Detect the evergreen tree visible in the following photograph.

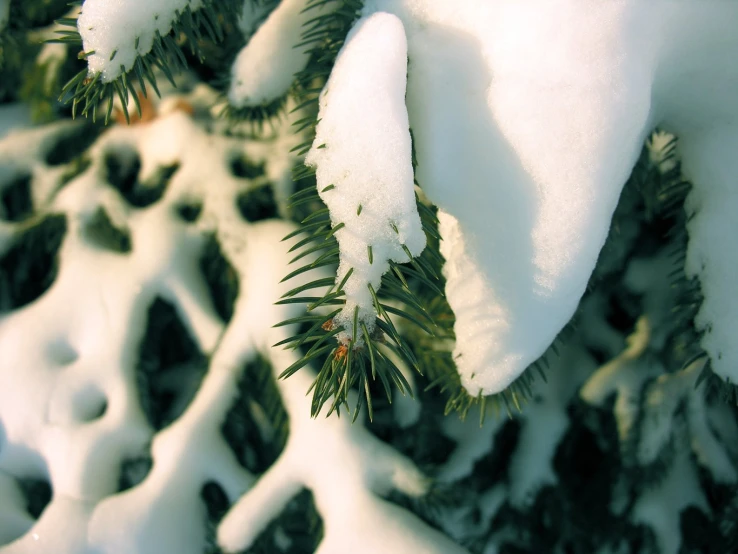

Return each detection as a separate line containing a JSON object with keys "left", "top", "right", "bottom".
{"left": 0, "top": 2, "right": 736, "bottom": 553}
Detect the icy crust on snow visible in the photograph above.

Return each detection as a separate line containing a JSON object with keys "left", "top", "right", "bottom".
{"left": 229, "top": 0, "right": 313, "bottom": 107}
{"left": 77, "top": 0, "right": 204, "bottom": 82}
{"left": 362, "top": 0, "right": 738, "bottom": 395}
{"left": 0, "top": 113, "right": 463, "bottom": 554}
{"left": 305, "top": 13, "right": 425, "bottom": 340}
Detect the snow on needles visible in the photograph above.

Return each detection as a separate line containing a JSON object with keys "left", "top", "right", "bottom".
{"left": 78, "top": 0, "right": 203, "bottom": 82}
{"left": 305, "top": 12, "right": 425, "bottom": 344}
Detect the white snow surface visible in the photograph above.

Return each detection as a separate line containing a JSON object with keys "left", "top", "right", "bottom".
{"left": 229, "top": 0, "right": 314, "bottom": 107}
{"left": 305, "top": 12, "right": 425, "bottom": 341}
{"left": 0, "top": 111, "right": 465, "bottom": 554}
{"left": 78, "top": 0, "right": 204, "bottom": 82}
{"left": 358, "top": 0, "right": 738, "bottom": 394}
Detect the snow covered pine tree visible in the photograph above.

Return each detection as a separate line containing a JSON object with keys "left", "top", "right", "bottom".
{"left": 0, "top": 1, "right": 737, "bottom": 553}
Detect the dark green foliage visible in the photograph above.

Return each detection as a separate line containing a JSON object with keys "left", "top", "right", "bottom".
{"left": 236, "top": 185, "right": 277, "bottom": 222}
{"left": 710, "top": 481, "right": 738, "bottom": 550}
{"left": 59, "top": 154, "right": 92, "bottom": 188}
{"left": 103, "top": 146, "right": 141, "bottom": 198}
{"left": 135, "top": 297, "right": 209, "bottom": 430}
{"left": 202, "top": 480, "right": 231, "bottom": 554}
{"left": 244, "top": 489, "right": 324, "bottom": 554}
{"left": 199, "top": 233, "right": 240, "bottom": 323}
{"left": 175, "top": 200, "right": 203, "bottom": 223}
{"left": 450, "top": 404, "right": 663, "bottom": 554}
{"left": 0, "top": 213, "right": 66, "bottom": 311}
{"left": 16, "top": 477, "right": 53, "bottom": 519}
{"left": 373, "top": 385, "right": 465, "bottom": 527}
{"left": 0, "top": 171, "right": 33, "bottom": 221}
{"left": 135, "top": 163, "right": 179, "bottom": 206}
{"left": 230, "top": 153, "right": 266, "bottom": 180}
{"left": 231, "top": 149, "right": 276, "bottom": 224}
{"left": 1, "top": 1, "right": 87, "bottom": 119}
{"left": 491, "top": 488, "right": 660, "bottom": 554}
{"left": 83, "top": 206, "right": 132, "bottom": 253}
{"left": 117, "top": 455, "right": 153, "bottom": 493}
{"left": 472, "top": 419, "right": 522, "bottom": 490}
{"left": 366, "top": 382, "right": 457, "bottom": 473}
{"left": 286, "top": 165, "right": 321, "bottom": 223}
{"left": 104, "top": 146, "right": 177, "bottom": 208}
{"left": 220, "top": 95, "right": 288, "bottom": 130}
{"left": 275, "top": 165, "right": 455, "bottom": 419}
{"left": 183, "top": 2, "right": 273, "bottom": 87}
{"left": 221, "top": 354, "right": 289, "bottom": 474}
{"left": 44, "top": 123, "right": 101, "bottom": 166}
{"left": 18, "top": 47, "right": 84, "bottom": 122}
{"left": 679, "top": 506, "right": 730, "bottom": 554}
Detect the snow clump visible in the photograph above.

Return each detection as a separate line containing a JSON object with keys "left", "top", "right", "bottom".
{"left": 305, "top": 12, "right": 425, "bottom": 345}
{"left": 228, "top": 0, "right": 315, "bottom": 108}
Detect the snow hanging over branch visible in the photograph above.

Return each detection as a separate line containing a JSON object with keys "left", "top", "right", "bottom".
{"left": 305, "top": 12, "right": 425, "bottom": 345}
{"left": 364, "top": 0, "right": 738, "bottom": 396}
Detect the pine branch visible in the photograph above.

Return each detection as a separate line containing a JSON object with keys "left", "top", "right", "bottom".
{"left": 51, "top": 0, "right": 240, "bottom": 124}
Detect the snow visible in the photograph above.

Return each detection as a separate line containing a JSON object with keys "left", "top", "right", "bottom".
{"left": 355, "top": 0, "right": 738, "bottom": 395}
{"left": 506, "top": 341, "right": 595, "bottom": 506}
{"left": 228, "top": 0, "right": 313, "bottom": 107}
{"left": 305, "top": 12, "right": 425, "bottom": 344}
{"left": 575, "top": 232, "right": 738, "bottom": 554}
{"left": 0, "top": 106, "right": 466, "bottom": 553}
{"left": 77, "top": 0, "right": 204, "bottom": 83}
{"left": 632, "top": 432, "right": 708, "bottom": 554}
{"left": 72, "top": 0, "right": 738, "bottom": 393}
